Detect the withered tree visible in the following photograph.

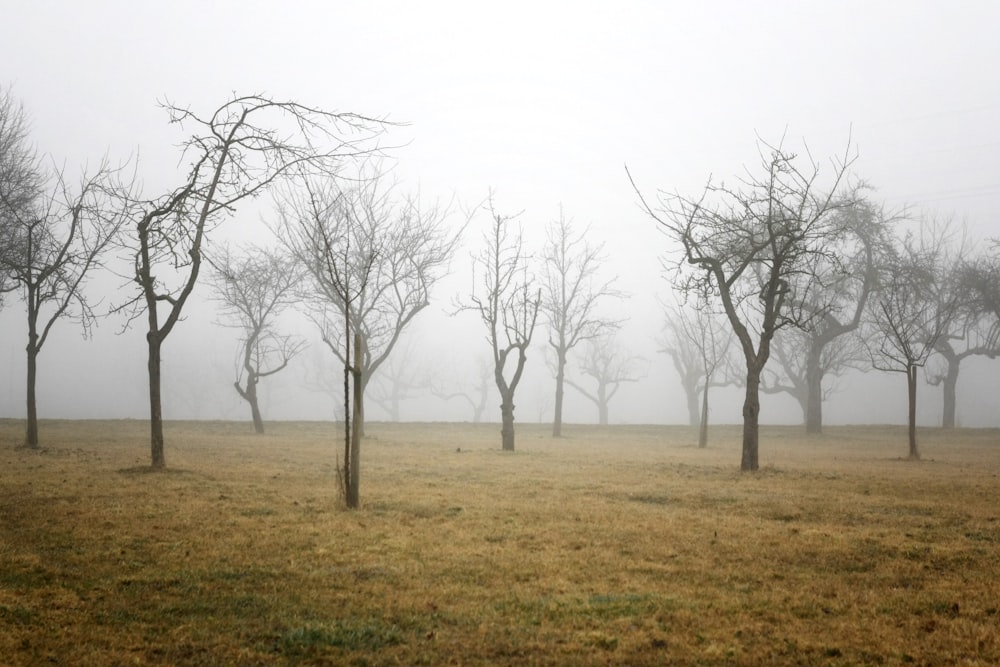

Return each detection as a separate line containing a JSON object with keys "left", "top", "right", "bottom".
{"left": 867, "top": 220, "right": 963, "bottom": 459}
{"left": 659, "top": 297, "right": 735, "bottom": 447}
{"left": 565, "top": 332, "right": 644, "bottom": 426}
{"left": 275, "top": 169, "right": 461, "bottom": 437}
{"left": 209, "top": 245, "right": 305, "bottom": 434}
{"left": 541, "top": 209, "right": 622, "bottom": 436}
{"left": 460, "top": 201, "right": 540, "bottom": 450}
{"left": 117, "top": 94, "right": 383, "bottom": 469}
{"left": 0, "top": 87, "right": 132, "bottom": 447}
{"left": 630, "top": 138, "right": 855, "bottom": 470}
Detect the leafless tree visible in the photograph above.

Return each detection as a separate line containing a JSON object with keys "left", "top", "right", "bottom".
{"left": 0, "top": 88, "right": 132, "bottom": 447}
{"left": 209, "top": 245, "right": 305, "bottom": 434}
{"left": 760, "top": 324, "right": 866, "bottom": 425}
{"left": 565, "top": 332, "right": 644, "bottom": 426}
{"left": 458, "top": 199, "right": 541, "bottom": 450}
{"left": 0, "top": 86, "right": 37, "bottom": 306}
{"left": 115, "top": 93, "right": 384, "bottom": 469}
{"left": 630, "top": 137, "right": 855, "bottom": 470}
{"left": 275, "top": 168, "right": 463, "bottom": 438}
{"left": 659, "top": 297, "right": 736, "bottom": 446}
{"left": 541, "top": 208, "right": 623, "bottom": 436}
{"left": 867, "top": 220, "right": 963, "bottom": 459}
{"left": 775, "top": 196, "right": 897, "bottom": 433}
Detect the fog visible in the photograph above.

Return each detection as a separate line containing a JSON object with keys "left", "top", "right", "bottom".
{"left": 2, "top": 2, "right": 999, "bottom": 428}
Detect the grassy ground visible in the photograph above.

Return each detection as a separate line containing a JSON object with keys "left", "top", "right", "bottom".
{"left": 1, "top": 419, "right": 999, "bottom": 666}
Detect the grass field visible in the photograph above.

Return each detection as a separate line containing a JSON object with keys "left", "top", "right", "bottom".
{"left": 1, "top": 419, "right": 999, "bottom": 666}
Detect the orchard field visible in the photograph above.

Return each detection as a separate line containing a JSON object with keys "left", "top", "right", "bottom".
{"left": 1, "top": 419, "right": 998, "bottom": 665}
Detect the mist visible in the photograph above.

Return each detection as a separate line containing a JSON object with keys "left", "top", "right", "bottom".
{"left": 1, "top": 1, "right": 998, "bottom": 431}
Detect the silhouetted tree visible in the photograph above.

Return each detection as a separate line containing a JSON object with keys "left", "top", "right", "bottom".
{"left": 540, "top": 209, "right": 622, "bottom": 436}
{"left": 459, "top": 199, "right": 540, "bottom": 450}
{"left": 209, "top": 245, "right": 305, "bottom": 434}
{"left": 431, "top": 355, "right": 493, "bottom": 423}
{"left": 0, "top": 87, "right": 131, "bottom": 447}
{"left": 631, "top": 138, "right": 855, "bottom": 470}
{"left": 867, "top": 220, "right": 963, "bottom": 459}
{"left": 116, "top": 94, "right": 383, "bottom": 469}
{"left": 367, "top": 338, "right": 430, "bottom": 421}
{"left": 565, "top": 333, "right": 644, "bottom": 425}
{"left": 275, "top": 168, "right": 462, "bottom": 437}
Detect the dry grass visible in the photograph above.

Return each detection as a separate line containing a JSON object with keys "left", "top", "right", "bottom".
{"left": 1, "top": 418, "right": 999, "bottom": 666}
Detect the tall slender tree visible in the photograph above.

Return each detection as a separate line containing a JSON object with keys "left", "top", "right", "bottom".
{"left": 540, "top": 209, "right": 622, "bottom": 436}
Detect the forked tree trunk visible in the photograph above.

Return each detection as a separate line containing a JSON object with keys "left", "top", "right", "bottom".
{"left": 500, "top": 393, "right": 516, "bottom": 451}
{"left": 804, "top": 346, "right": 823, "bottom": 434}
{"left": 741, "top": 366, "right": 761, "bottom": 471}
{"left": 148, "top": 333, "right": 165, "bottom": 469}
{"left": 237, "top": 372, "right": 265, "bottom": 434}
{"left": 907, "top": 363, "right": 920, "bottom": 460}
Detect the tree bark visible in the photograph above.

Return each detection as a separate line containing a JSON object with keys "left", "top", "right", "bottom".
{"left": 25, "top": 338, "right": 39, "bottom": 449}
{"left": 907, "top": 364, "right": 920, "bottom": 460}
{"left": 685, "top": 379, "right": 700, "bottom": 428}
{"left": 147, "top": 333, "right": 165, "bottom": 469}
{"left": 347, "top": 347, "right": 362, "bottom": 509}
{"left": 248, "top": 377, "right": 264, "bottom": 435}
{"left": 698, "top": 381, "right": 709, "bottom": 448}
{"left": 500, "top": 393, "right": 515, "bottom": 451}
{"left": 552, "top": 349, "right": 566, "bottom": 437}
{"left": 804, "top": 344, "right": 823, "bottom": 434}
{"left": 741, "top": 366, "right": 761, "bottom": 471}
{"left": 941, "top": 356, "right": 959, "bottom": 429}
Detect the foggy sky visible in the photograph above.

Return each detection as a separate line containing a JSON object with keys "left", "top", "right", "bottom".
{"left": 1, "top": 1, "right": 998, "bottom": 427}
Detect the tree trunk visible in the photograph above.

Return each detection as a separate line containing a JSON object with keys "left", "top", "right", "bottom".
{"left": 741, "top": 366, "right": 761, "bottom": 471}
{"left": 500, "top": 393, "right": 515, "bottom": 451}
{"left": 941, "top": 357, "right": 959, "bottom": 429}
{"left": 25, "top": 338, "right": 39, "bottom": 448}
{"left": 907, "top": 363, "right": 920, "bottom": 460}
{"left": 804, "top": 345, "right": 823, "bottom": 434}
{"left": 552, "top": 349, "right": 566, "bottom": 437}
{"left": 684, "top": 379, "right": 700, "bottom": 427}
{"left": 698, "top": 381, "right": 709, "bottom": 449}
{"left": 246, "top": 376, "right": 264, "bottom": 435}
{"left": 347, "top": 352, "right": 362, "bottom": 509}
{"left": 147, "top": 333, "right": 165, "bottom": 469}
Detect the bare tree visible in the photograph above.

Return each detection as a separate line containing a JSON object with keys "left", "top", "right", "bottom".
{"left": 275, "top": 169, "right": 463, "bottom": 437}
{"left": 0, "top": 89, "right": 131, "bottom": 447}
{"left": 273, "top": 177, "right": 380, "bottom": 509}
{"left": 209, "top": 245, "right": 305, "bottom": 434}
{"left": 115, "top": 94, "right": 384, "bottom": 469}
{"left": 565, "top": 333, "right": 644, "bottom": 425}
{"left": 659, "top": 297, "right": 736, "bottom": 446}
{"left": 0, "top": 86, "right": 37, "bottom": 306}
{"left": 540, "top": 209, "right": 622, "bottom": 436}
{"left": 928, "top": 244, "right": 1000, "bottom": 427}
{"left": 630, "top": 138, "right": 855, "bottom": 470}
{"left": 760, "top": 324, "right": 866, "bottom": 426}
{"left": 867, "top": 220, "right": 963, "bottom": 459}
{"left": 458, "top": 200, "right": 541, "bottom": 450}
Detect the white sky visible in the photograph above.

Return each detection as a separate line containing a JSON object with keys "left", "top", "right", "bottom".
{"left": 2, "top": 1, "right": 999, "bottom": 426}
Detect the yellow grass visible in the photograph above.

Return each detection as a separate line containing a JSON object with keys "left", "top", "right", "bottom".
{"left": 1, "top": 419, "right": 999, "bottom": 665}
